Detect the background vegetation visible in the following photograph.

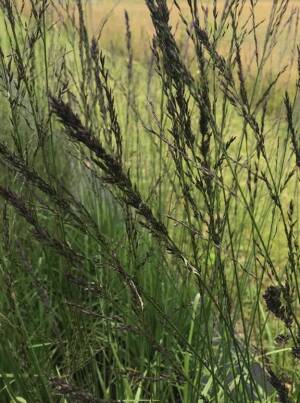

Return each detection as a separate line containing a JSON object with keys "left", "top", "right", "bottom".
{"left": 0, "top": 0, "right": 299, "bottom": 402}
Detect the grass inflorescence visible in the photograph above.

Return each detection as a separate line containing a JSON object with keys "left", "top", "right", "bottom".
{"left": 0, "top": 0, "right": 299, "bottom": 402}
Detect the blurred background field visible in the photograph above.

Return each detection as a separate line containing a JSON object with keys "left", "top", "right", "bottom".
{"left": 55, "top": 0, "right": 300, "bottom": 81}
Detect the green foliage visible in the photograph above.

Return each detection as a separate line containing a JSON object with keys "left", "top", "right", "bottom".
{"left": 0, "top": 0, "right": 299, "bottom": 402}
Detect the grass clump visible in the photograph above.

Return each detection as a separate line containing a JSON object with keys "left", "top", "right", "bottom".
{"left": 0, "top": 0, "right": 300, "bottom": 402}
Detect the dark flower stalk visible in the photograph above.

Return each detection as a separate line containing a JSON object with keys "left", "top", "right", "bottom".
{"left": 0, "top": 185, "right": 144, "bottom": 310}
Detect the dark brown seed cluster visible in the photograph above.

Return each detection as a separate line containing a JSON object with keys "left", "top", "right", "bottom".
{"left": 263, "top": 285, "right": 293, "bottom": 327}
{"left": 292, "top": 346, "right": 300, "bottom": 359}
{"left": 267, "top": 369, "right": 290, "bottom": 403}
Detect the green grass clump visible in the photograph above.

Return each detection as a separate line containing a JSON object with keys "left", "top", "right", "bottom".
{"left": 0, "top": 0, "right": 299, "bottom": 402}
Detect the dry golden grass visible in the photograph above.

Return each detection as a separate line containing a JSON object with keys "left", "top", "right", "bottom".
{"left": 73, "top": 0, "right": 299, "bottom": 83}
{"left": 85, "top": 3, "right": 291, "bottom": 38}
{"left": 19, "top": 0, "right": 299, "bottom": 83}
{"left": 84, "top": 0, "right": 299, "bottom": 41}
